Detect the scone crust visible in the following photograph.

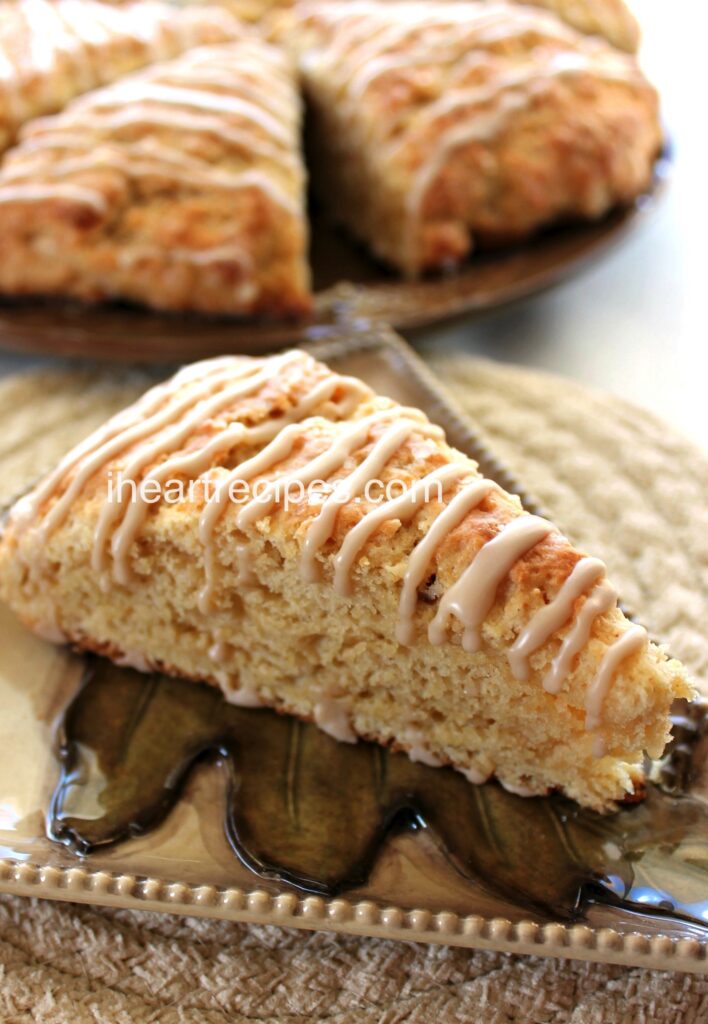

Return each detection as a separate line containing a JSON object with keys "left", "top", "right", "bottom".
{"left": 0, "top": 0, "right": 243, "bottom": 153}
{"left": 0, "top": 39, "right": 311, "bottom": 317}
{"left": 296, "top": 0, "right": 660, "bottom": 274}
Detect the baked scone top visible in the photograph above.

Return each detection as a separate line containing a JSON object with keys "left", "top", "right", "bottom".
{"left": 1, "top": 37, "right": 304, "bottom": 212}
{"left": 0, "top": 0, "right": 242, "bottom": 152}
{"left": 295, "top": 0, "right": 659, "bottom": 273}
{"left": 4, "top": 350, "right": 692, "bottom": 767}
{"left": 516, "top": 0, "right": 639, "bottom": 52}
{"left": 0, "top": 34, "right": 311, "bottom": 315}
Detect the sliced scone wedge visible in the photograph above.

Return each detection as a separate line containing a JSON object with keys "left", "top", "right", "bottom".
{"left": 0, "top": 37, "right": 311, "bottom": 317}
{"left": 0, "top": 349, "right": 692, "bottom": 810}
{"left": 0, "top": 0, "right": 243, "bottom": 154}
{"left": 294, "top": 0, "right": 660, "bottom": 275}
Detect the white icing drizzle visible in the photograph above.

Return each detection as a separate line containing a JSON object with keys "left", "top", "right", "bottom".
{"left": 235, "top": 544, "right": 255, "bottom": 588}
{"left": 18, "top": 108, "right": 296, "bottom": 169}
{"left": 0, "top": 182, "right": 107, "bottom": 211}
{"left": 197, "top": 372, "right": 372, "bottom": 613}
{"left": 429, "top": 516, "right": 555, "bottom": 653}
{"left": 396, "top": 476, "right": 495, "bottom": 644}
{"left": 0, "top": 35, "right": 301, "bottom": 232}
{"left": 208, "top": 641, "right": 229, "bottom": 664}
{"left": 0, "top": 0, "right": 240, "bottom": 145}
{"left": 114, "top": 649, "right": 152, "bottom": 673}
{"left": 15, "top": 352, "right": 643, "bottom": 745}
{"left": 234, "top": 408, "right": 434, "bottom": 532}
{"left": 314, "top": 698, "right": 357, "bottom": 744}
{"left": 544, "top": 578, "right": 617, "bottom": 694}
{"left": 500, "top": 778, "right": 539, "bottom": 798}
{"left": 11, "top": 355, "right": 244, "bottom": 531}
{"left": 334, "top": 463, "right": 470, "bottom": 598}
{"left": 3, "top": 148, "right": 297, "bottom": 215}
{"left": 97, "top": 352, "right": 301, "bottom": 584}
{"left": 586, "top": 624, "right": 647, "bottom": 733}
{"left": 46, "top": 357, "right": 274, "bottom": 551}
{"left": 89, "top": 81, "right": 291, "bottom": 147}
{"left": 510, "top": 556, "right": 606, "bottom": 681}
{"left": 399, "top": 729, "right": 443, "bottom": 767}
{"left": 460, "top": 764, "right": 490, "bottom": 785}
{"left": 223, "top": 684, "right": 263, "bottom": 709}
{"left": 300, "top": 417, "right": 437, "bottom": 584}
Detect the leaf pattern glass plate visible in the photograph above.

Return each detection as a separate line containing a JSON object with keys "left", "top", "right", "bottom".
{"left": 0, "top": 324, "right": 705, "bottom": 973}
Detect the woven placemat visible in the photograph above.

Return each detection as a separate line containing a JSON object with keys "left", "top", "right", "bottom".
{"left": 0, "top": 356, "right": 705, "bottom": 1023}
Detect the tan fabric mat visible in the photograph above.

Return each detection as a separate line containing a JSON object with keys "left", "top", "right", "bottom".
{"left": 0, "top": 356, "right": 706, "bottom": 1023}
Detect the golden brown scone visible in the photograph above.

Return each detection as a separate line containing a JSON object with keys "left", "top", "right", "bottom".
{"left": 294, "top": 1, "right": 660, "bottom": 276}
{"left": 0, "top": 38, "right": 311, "bottom": 317}
{"left": 522, "top": 0, "right": 639, "bottom": 52}
{"left": 175, "top": 0, "right": 293, "bottom": 24}
{"left": 0, "top": 0, "right": 244, "bottom": 154}
{"left": 0, "top": 349, "right": 692, "bottom": 811}
{"left": 171, "top": 0, "right": 640, "bottom": 51}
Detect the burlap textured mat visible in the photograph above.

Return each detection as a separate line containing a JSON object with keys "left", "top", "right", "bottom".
{"left": 0, "top": 356, "right": 705, "bottom": 1023}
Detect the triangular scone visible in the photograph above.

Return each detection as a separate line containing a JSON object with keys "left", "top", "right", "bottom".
{"left": 0, "top": 38, "right": 311, "bottom": 316}
{"left": 294, "top": 1, "right": 660, "bottom": 275}
{"left": 0, "top": 0, "right": 242, "bottom": 154}
{"left": 0, "top": 350, "right": 692, "bottom": 810}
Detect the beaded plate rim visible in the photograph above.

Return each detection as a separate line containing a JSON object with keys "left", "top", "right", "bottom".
{"left": 0, "top": 325, "right": 704, "bottom": 974}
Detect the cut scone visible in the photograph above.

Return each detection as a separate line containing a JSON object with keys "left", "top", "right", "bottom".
{"left": 0, "top": 38, "right": 311, "bottom": 317}
{"left": 295, "top": 0, "right": 660, "bottom": 275}
{"left": 0, "top": 0, "right": 242, "bottom": 154}
{"left": 0, "top": 348, "right": 692, "bottom": 811}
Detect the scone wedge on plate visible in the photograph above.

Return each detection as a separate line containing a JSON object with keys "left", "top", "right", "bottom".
{"left": 0, "top": 36, "right": 311, "bottom": 317}
{"left": 0, "top": 0, "right": 242, "bottom": 153}
{"left": 295, "top": 0, "right": 660, "bottom": 275}
{"left": 0, "top": 349, "right": 692, "bottom": 811}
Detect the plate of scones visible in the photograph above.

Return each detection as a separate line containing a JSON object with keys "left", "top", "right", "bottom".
{"left": 0, "top": 0, "right": 666, "bottom": 358}
{"left": 0, "top": 0, "right": 705, "bottom": 978}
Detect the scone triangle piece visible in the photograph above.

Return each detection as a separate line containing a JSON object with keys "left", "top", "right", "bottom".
{"left": 0, "top": 36, "right": 311, "bottom": 316}
{"left": 0, "top": 349, "right": 692, "bottom": 810}
{"left": 294, "top": 0, "right": 659, "bottom": 275}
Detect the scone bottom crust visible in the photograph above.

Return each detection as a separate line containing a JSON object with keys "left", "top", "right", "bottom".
{"left": 0, "top": 351, "right": 693, "bottom": 811}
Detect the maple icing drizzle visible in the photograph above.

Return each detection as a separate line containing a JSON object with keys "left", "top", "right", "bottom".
{"left": 14, "top": 353, "right": 648, "bottom": 747}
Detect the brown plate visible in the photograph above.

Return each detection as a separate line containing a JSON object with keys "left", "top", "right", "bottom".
{"left": 0, "top": 158, "right": 670, "bottom": 362}
{"left": 0, "top": 325, "right": 706, "bottom": 972}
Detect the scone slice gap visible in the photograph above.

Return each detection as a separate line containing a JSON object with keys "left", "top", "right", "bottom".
{"left": 295, "top": 0, "right": 661, "bottom": 275}
{"left": 0, "top": 36, "right": 311, "bottom": 317}
{"left": 0, "top": 349, "right": 692, "bottom": 812}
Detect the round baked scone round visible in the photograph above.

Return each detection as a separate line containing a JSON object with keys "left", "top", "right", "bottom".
{"left": 295, "top": 0, "right": 660, "bottom": 275}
